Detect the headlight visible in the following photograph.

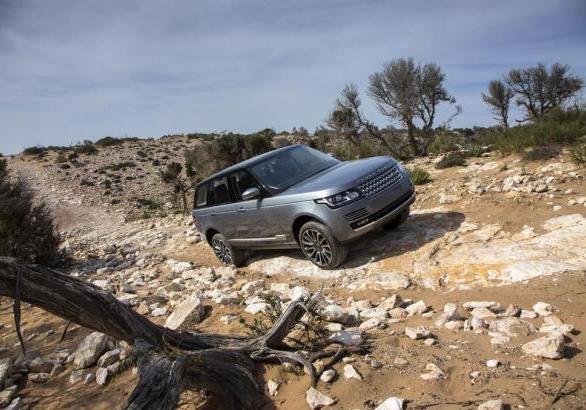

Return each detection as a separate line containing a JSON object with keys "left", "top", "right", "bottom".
{"left": 396, "top": 161, "right": 407, "bottom": 174}
{"left": 315, "top": 189, "right": 362, "bottom": 208}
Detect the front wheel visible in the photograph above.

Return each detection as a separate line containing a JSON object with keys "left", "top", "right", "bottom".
{"left": 299, "top": 221, "right": 348, "bottom": 269}
{"left": 211, "top": 233, "right": 245, "bottom": 267}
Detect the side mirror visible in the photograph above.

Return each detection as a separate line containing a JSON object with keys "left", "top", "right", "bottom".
{"left": 242, "top": 187, "right": 260, "bottom": 200}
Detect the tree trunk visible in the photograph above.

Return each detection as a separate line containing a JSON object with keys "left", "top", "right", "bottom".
{"left": 0, "top": 257, "right": 326, "bottom": 409}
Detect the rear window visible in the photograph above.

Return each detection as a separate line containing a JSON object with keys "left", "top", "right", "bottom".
{"left": 195, "top": 183, "right": 209, "bottom": 208}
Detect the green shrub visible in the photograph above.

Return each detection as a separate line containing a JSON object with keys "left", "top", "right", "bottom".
{"left": 95, "top": 136, "right": 123, "bottom": 146}
{"left": 523, "top": 146, "right": 560, "bottom": 161}
{"left": 463, "top": 144, "right": 485, "bottom": 158}
{"left": 428, "top": 135, "right": 460, "bottom": 154}
{"left": 74, "top": 141, "right": 98, "bottom": 155}
{"left": 55, "top": 153, "right": 67, "bottom": 163}
{"left": 435, "top": 152, "right": 466, "bottom": 169}
{"left": 408, "top": 167, "right": 432, "bottom": 185}
{"left": 59, "top": 163, "right": 71, "bottom": 170}
{"left": 571, "top": 137, "right": 586, "bottom": 164}
{"left": 136, "top": 198, "right": 162, "bottom": 210}
{"left": 0, "top": 159, "right": 62, "bottom": 265}
{"left": 68, "top": 152, "right": 79, "bottom": 161}
{"left": 23, "top": 146, "right": 46, "bottom": 156}
{"left": 136, "top": 150, "right": 148, "bottom": 158}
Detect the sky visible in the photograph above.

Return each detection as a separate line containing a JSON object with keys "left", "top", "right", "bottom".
{"left": 0, "top": 0, "right": 585, "bottom": 154}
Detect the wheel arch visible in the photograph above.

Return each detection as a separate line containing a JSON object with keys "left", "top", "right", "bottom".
{"left": 291, "top": 214, "right": 327, "bottom": 244}
{"left": 205, "top": 228, "right": 219, "bottom": 245}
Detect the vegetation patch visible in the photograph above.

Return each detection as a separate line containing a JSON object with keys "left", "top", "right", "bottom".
{"left": 408, "top": 167, "right": 432, "bottom": 185}
{"left": 435, "top": 152, "right": 466, "bottom": 169}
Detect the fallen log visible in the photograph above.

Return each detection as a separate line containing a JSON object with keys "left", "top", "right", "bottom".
{"left": 0, "top": 257, "right": 323, "bottom": 409}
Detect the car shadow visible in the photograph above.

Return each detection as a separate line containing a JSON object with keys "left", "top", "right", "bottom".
{"left": 247, "top": 211, "right": 466, "bottom": 270}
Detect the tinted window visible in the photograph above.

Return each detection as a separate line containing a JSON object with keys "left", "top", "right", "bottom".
{"left": 230, "top": 170, "right": 260, "bottom": 200}
{"left": 249, "top": 146, "right": 338, "bottom": 192}
{"left": 210, "top": 176, "right": 232, "bottom": 205}
{"left": 195, "top": 183, "right": 209, "bottom": 208}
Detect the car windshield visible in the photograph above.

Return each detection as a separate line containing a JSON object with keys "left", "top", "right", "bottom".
{"left": 249, "top": 146, "right": 339, "bottom": 193}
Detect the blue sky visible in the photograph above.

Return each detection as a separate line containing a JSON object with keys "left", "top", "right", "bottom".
{"left": 0, "top": 0, "right": 585, "bottom": 154}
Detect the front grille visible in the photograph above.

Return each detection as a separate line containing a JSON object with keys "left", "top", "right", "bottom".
{"left": 357, "top": 164, "right": 402, "bottom": 198}
{"left": 344, "top": 207, "right": 369, "bottom": 222}
{"left": 350, "top": 188, "right": 414, "bottom": 229}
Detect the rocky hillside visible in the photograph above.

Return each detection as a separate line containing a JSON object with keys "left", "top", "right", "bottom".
{"left": 1, "top": 140, "right": 586, "bottom": 409}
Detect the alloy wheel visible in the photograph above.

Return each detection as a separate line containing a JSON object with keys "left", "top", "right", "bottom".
{"left": 300, "top": 228, "right": 333, "bottom": 266}
{"left": 212, "top": 237, "right": 233, "bottom": 265}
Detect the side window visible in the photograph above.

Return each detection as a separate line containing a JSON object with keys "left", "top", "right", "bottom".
{"left": 230, "top": 170, "right": 260, "bottom": 200}
{"left": 195, "top": 183, "right": 209, "bottom": 208}
{"left": 210, "top": 176, "right": 232, "bottom": 205}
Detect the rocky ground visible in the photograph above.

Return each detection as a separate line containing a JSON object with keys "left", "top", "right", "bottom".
{"left": 1, "top": 139, "right": 586, "bottom": 409}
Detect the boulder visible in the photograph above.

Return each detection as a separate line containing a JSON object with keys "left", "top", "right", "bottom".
{"left": 522, "top": 335, "right": 565, "bottom": 359}
{"left": 329, "top": 328, "right": 363, "bottom": 346}
{"left": 73, "top": 332, "right": 109, "bottom": 369}
{"left": 321, "top": 304, "right": 349, "bottom": 324}
{"left": 471, "top": 307, "right": 497, "bottom": 319}
{"left": 306, "top": 387, "right": 336, "bottom": 409}
{"left": 0, "top": 386, "right": 17, "bottom": 407}
{"left": 405, "top": 300, "right": 427, "bottom": 316}
{"left": 489, "top": 317, "right": 536, "bottom": 336}
{"left": 0, "top": 358, "right": 13, "bottom": 389}
{"left": 463, "top": 301, "right": 500, "bottom": 311}
{"left": 165, "top": 297, "right": 205, "bottom": 330}
{"left": 97, "top": 349, "right": 120, "bottom": 368}
{"left": 378, "top": 295, "right": 404, "bottom": 310}
{"left": 420, "top": 363, "right": 445, "bottom": 380}
{"left": 29, "top": 372, "right": 50, "bottom": 383}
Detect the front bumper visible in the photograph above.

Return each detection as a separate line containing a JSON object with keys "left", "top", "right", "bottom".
{"left": 318, "top": 177, "right": 415, "bottom": 243}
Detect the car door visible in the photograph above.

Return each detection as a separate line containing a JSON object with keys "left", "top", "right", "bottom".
{"left": 206, "top": 175, "right": 240, "bottom": 239}
{"left": 228, "top": 169, "right": 266, "bottom": 241}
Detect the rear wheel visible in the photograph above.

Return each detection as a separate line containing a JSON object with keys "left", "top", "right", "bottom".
{"left": 299, "top": 221, "right": 348, "bottom": 269}
{"left": 383, "top": 207, "right": 410, "bottom": 230}
{"left": 211, "top": 233, "right": 245, "bottom": 267}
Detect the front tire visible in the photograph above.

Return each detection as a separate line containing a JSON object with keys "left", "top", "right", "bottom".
{"left": 211, "top": 233, "right": 245, "bottom": 267}
{"left": 299, "top": 221, "right": 348, "bottom": 269}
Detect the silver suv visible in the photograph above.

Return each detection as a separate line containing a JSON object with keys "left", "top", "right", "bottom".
{"left": 192, "top": 144, "right": 415, "bottom": 269}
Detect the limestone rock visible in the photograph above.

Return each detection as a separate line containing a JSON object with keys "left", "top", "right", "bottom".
{"left": 73, "top": 332, "right": 109, "bottom": 369}
{"left": 343, "top": 364, "right": 362, "bottom": 380}
{"left": 405, "top": 326, "right": 431, "bottom": 340}
{"left": 478, "top": 399, "right": 504, "bottom": 410}
{"left": 522, "top": 335, "right": 565, "bottom": 359}
{"left": 533, "top": 302, "right": 554, "bottom": 317}
{"left": 420, "top": 363, "right": 445, "bottom": 380}
{"left": 329, "top": 328, "right": 363, "bottom": 346}
{"left": 405, "top": 300, "right": 427, "bottom": 316}
{"left": 267, "top": 379, "right": 279, "bottom": 396}
{"left": 375, "top": 397, "right": 404, "bottom": 410}
{"left": 319, "top": 369, "right": 336, "bottom": 383}
{"left": 165, "top": 297, "right": 205, "bottom": 330}
{"left": 97, "top": 349, "right": 120, "bottom": 368}
{"left": 306, "top": 387, "right": 336, "bottom": 409}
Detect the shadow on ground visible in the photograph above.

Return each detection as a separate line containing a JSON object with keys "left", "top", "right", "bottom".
{"left": 247, "top": 211, "right": 465, "bottom": 270}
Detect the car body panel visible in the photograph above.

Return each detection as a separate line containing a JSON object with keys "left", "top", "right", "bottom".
{"left": 192, "top": 144, "right": 415, "bottom": 252}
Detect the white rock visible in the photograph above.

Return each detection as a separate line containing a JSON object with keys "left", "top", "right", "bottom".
{"left": 267, "top": 379, "right": 279, "bottom": 396}
{"left": 240, "top": 280, "right": 265, "bottom": 296}
{"left": 520, "top": 310, "right": 538, "bottom": 319}
{"left": 389, "top": 307, "right": 407, "bottom": 319}
{"left": 378, "top": 295, "right": 404, "bottom": 310}
{"left": 486, "top": 359, "right": 500, "bottom": 368}
{"left": 151, "top": 307, "right": 168, "bottom": 317}
{"left": 290, "top": 286, "right": 310, "bottom": 301}
{"left": 439, "top": 193, "right": 462, "bottom": 204}
{"left": 245, "top": 302, "right": 267, "bottom": 315}
{"left": 478, "top": 399, "right": 504, "bottom": 410}
{"left": 405, "top": 326, "right": 430, "bottom": 340}
{"left": 73, "top": 332, "right": 109, "bottom": 369}
{"left": 329, "top": 328, "right": 363, "bottom": 346}
{"left": 343, "top": 364, "right": 362, "bottom": 380}
{"left": 420, "top": 363, "right": 445, "bottom": 380}
{"left": 321, "top": 304, "right": 349, "bottom": 323}
{"left": 533, "top": 302, "right": 554, "bottom": 317}
{"left": 522, "top": 335, "right": 565, "bottom": 359}
{"left": 489, "top": 317, "right": 536, "bottom": 336}
{"left": 360, "top": 318, "right": 382, "bottom": 331}
{"left": 96, "top": 367, "right": 109, "bottom": 385}
{"left": 306, "top": 387, "right": 336, "bottom": 409}
{"left": 424, "top": 338, "right": 437, "bottom": 346}
{"left": 165, "top": 297, "right": 205, "bottom": 330}
{"left": 463, "top": 301, "right": 500, "bottom": 310}
{"left": 97, "top": 349, "right": 120, "bottom": 368}
{"left": 470, "top": 307, "right": 497, "bottom": 319}
{"left": 374, "top": 397, "right": 404, "bottom": 410}
{"left": 489, "top": 332, "right": 511, "bottom": 345}
{"left": 405, "top": 300, "right": 427, "bottom": 316}
{"left": 69, "top": 370, "right": 85, "bottom": 384}
{"left": 319, "top": 369, "right": 336, "bottom": 383}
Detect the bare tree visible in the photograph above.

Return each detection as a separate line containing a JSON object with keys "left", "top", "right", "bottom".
{"left": 505, "top": 63, "right": 583, "bottom": 121}
{"left": 368, "top": 58, "right": 456, "bottom": 156}
{"left": 328, "top": 84, "right": 400, "bottom": 156}
{"left": 482, "top": 80, "right": 514, "bottom": 127}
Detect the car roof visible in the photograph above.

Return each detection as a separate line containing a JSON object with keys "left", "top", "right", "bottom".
{"left": 196, "top": 143, "right": 303, "bottom": 186}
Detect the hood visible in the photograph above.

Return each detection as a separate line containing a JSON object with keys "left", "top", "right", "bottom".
{"left": 281, "top": 156, "right": 396, "bottom": 197}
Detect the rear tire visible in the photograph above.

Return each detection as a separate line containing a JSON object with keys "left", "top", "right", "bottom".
{"left": 383, "top": 207, "right": 410, "bottom": 230}
{"left": 299, "top": 221, "right": 348, "bottom": 269}
{"left": 211, "top": 233, "right": 245, "bottom": 267}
